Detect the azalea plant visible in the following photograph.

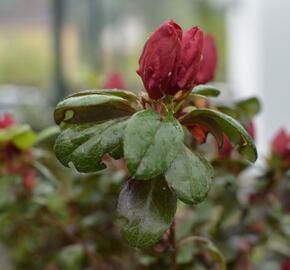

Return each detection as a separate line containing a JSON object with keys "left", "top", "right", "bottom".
{"left": 53, "top": 20, "right": 257, "bottom": 270}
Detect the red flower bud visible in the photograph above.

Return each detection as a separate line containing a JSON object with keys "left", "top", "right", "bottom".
{"left": 170, "top": 26, "right": 203, "bottom": 93}
{"left": 282, "top": 258, "right": 290, "bottom": 270}
{"left": 196, "top": 34, "right": 218, "bottom": 85}
{"left": 0, "top": 113, "right": 16, "bottom": 129}
{"left": 103, "top": 72, "right": 125, "bottom": 89}
{"left": 137, "top": 20, "right": 182, "bottom": 100}
{"left": 271, "top": 129, "right": 290, "bottom": 162}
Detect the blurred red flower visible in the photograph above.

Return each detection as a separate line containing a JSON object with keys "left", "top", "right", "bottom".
{"left": 0, "top": 113, "right": 16, "bottom": 129}
{"left": 0, "top": 113, "right": 35, "bottom": 192}
{"left": 282, "top": 258, "right": 290, "bottom": 270}
{"left": 271, "top": 129, "right": 290, "bottom": 162}
{"left": 103, "top": 72, "right": 125, "bottom": 89}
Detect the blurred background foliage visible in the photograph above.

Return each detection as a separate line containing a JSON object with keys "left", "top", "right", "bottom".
{"left": 0, "top": 0, "right": 226, "bottom": 116}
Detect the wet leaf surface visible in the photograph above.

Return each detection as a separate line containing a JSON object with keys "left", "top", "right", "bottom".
{"left": 54, "top": 119, "right": 128, "bottom": 172}
{"left": 165, "top": 145, "right": 213, "bottom": 204}
{"left": 118, "top": 176, "right": 177, "bottom": 248}
{"left": 124, "top": 110, "right": 184, "bottom": 180}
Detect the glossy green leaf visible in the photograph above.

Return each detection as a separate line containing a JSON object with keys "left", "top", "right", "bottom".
{"left": 165, "top": 145, "right": 213, "bottom": 204}
{"left": 180, "top": 108, "right": 257, "bottom": 162}
{"left": 190, "top": 85, "right": 220, "bottom": 97}
{"left": 54, "top": 93, "right": 135, "bottom": 124}
{"left": 236, "top": 97, "right": 261, "bottom": 119}
{"left": 54, "top": 119, "right": 127, "bottom": 172}
{"left": 0, "top": 125, "right": 36, "bottom": 150}
{"left": 67, "top": 88, "right": 138, "bottom": 103}
{"left": 124, "top": 110, "right": 184, "bottom": 180}
{"left": 118, "top": 176, "right": 177, "bottom": 248}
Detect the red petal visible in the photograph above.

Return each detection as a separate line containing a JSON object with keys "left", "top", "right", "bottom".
{"left": 196, "top": 34, "right": 218, "bottom": 84}
{"left": 190, "top": 124, "right": 209, "bottom": 144}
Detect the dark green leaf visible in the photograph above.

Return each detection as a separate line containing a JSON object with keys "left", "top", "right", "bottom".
{"left": 180, "top": 108, "right": 257, "bottom": 162}
{"left": 54, "top": 119, "right": 127, "bottom": 172}
{"left": 0, "top": 125, "right": 36, "bottom": 150}
{"left": 109, "top": 143, "right": 124, "bottom": 159}
{"left": 54, "top": 93, "right": 135, "bottom": 124}
{"left": 67, "top": 89, "right": 138, "bottom": 103}
{"left": 190, "top": 85, "right": 220, "bottom": 97}
{"left": 124, "top": 110, "right": 184, "bottom": 180}
{"left": 236, "top": 97, "right": 261, "bottom": 119}
{"left": 165, "top": 145, "right": 213, "bottom": 204}
{"left": 118, "top": 176, "right": 177, "bottom": 248}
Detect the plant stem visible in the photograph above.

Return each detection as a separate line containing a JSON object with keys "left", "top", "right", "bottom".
{"left": 170, "top": 220, "right": 177, "bottom": 270}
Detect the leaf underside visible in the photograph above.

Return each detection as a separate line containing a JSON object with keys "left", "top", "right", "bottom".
{"left": 185, "top": 116, "right": 224, "bottom": 150}
{"left": 180, "top": 108, "right": 257, "bottom": 162}
{"left": 190, "top": 85, "right": 221, "bottom": 97}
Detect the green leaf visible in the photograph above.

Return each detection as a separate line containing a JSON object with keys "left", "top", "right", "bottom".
{"left": 180, "top": 108, "right": 257, "bottom": 162}
{"left": 165, "top": 145, "right": 213, "bottom": 204}
{"left": 124, "top": 110, "right": 184, "bottom": 180}
{"left": 0, "top": 125, "right": 36, "bottom": 150}
{"left": 179, "top": 236, "right": 226, "bottom": 270}
{"left": 236, "top": 97, "right": 261, "bottom": 119}
{"left": 67, "top": 88, "right": 138, "bottom": 103}
{"left": 217, "top": 106, "right": 239, "bottom": 120}
{"left": 54, "top": 119, "right": 127, "bottom": 172}
{"left": 118, "top": 176, "right": 177, "bottom": 248}
{"left": 190, "top": 85, "right": 220, "bottom": 97}
{"left": 54, "top": 93, "right": 136, "bottom": 124}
